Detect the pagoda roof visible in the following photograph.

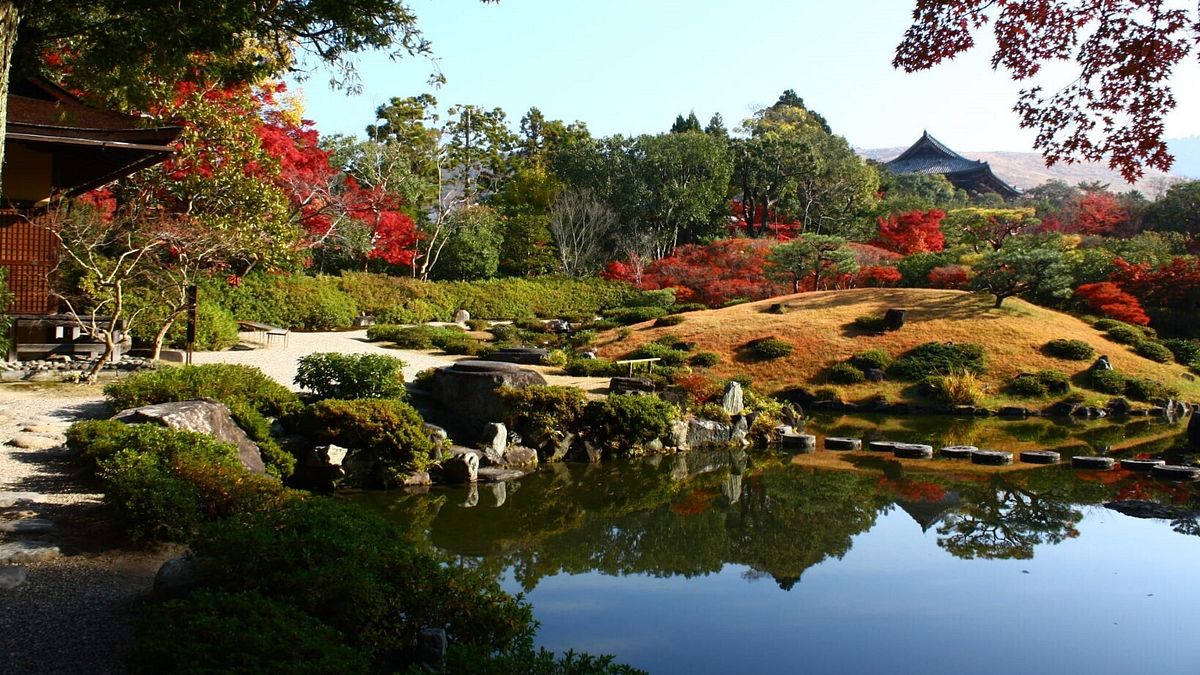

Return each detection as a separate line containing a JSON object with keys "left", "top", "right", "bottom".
{"left": 886, "top": 131, "right": 1020, "bottom": 199}
{"left": 6, "top": 78, "right": 181, "bottom": 197}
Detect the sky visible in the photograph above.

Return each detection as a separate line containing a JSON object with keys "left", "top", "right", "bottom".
{"left": 290, "top": 0, "right": 1200, "bottom": 153}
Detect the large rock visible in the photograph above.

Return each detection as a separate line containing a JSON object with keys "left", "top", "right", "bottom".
{"left": 430, "top": 361, "right": 547, "bottom": 444}
{"left": 0, "top": 565, "right": 28, "bottom": 590}
{"left": 1189, "top": 405, "right": 1200, "bottom": 450}
{"left": 609, "top": 377, "right": 654, "bottom": 394}
{"left": 113, "top": 399, "right": 266, "bottom": 474}
{"left": 453, "top": 309, "right": 470, "bottom": 325}
{"left": 480, "top": 423, "right": 508, "bottom": 464}
{"left": 441, "top": 449, "right": 480, "bottom": 483}
{"left": 0, "top": 541, "right": 60, "bottom": 564}
{"left": 686, "top": 419, "right": 732, "bottom": 449}
{"left": 884, "top": 308, "right": 907, "bottom": 331}
{"left": 1091, "top": 355, "right": 1113, "bottom": 371}
{"left": 154, "top": 554, "right": 201, "bottom": 600}
{"left": 721, "top": 381, "right": 744, "bottom": 416}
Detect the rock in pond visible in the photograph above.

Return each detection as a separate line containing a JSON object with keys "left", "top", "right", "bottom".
{"left": 721, "top": 381, "right": 744, "bottom": 416}
{"left": 1151, "top": 464, "right": 1200, "bottom": 481}
{"left": 113, "top": 399, "right": 265, "bottom": 474}
{"left": 824, "top": 437, "right": 862, "bottom": 451}
{"left": 477, "top": 467, "right": 528, "bottom": 483}
{"left": 1119, "top": 458, "right": 1165, "bottom": 472}
{"left": 1071, "top": 456, "right": 1115, "bottom": 470}
{"left": 780, "top": 432, "right": 816, "bottom": 453}
{"left": 441, "top": 450, "right": 480, "bottom": 484}
{"left": 867, "top": 440, "right": 899, "bottom": 453}
{"left": 893, "top": 443, "right": 933, "bottom": 459}
{"left": 431, "top": 360, "right": 546, "bottom": 444}
{"left": 971, "top": 450, "right": 1013, "bottom": 466}
{"left": 1019, "top": 450, "right": 1060, "bottom": 465}
{"left": 939, "top": 445, "right": 977, "bottom": 459}
{"left": 686, "top": 419, "right": 733, "bottom": 449}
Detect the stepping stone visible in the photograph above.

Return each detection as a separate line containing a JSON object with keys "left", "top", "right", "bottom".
{"left": 0, "top": 519, "right": 55, "bottom": 536}
{"left": 21, "top": 424, "right": 67, "bottom": 434}
{"left": 780, "top": 433, "right": 816, "bottom": 452}
{"left": 1071, "top": 456, "right": 1115, "bottom": 470}
{"left": 1151, "top": 465, "right": 1200, "bottom": 481}
{"left": 1020, "top": 451, "right": 1061, "bottom": 464}
{"left": 893, "top": 444, "right": 934, "bottom": 459}
{"left": 0, "top": 565, "right": 28, "bottom": 591}
{"left": 0, "top": 492, "right": 40, "bottom": 508}
{"left": 1119, "top": 458, "right": 1165, "bottom": 472}
{"left": 940, "top": 445, "right": 977, "bottom": 459}
{"left": 0, "top": 541, "right": 61, "bottom": 564}
{"left": 972, "top": 450, "right": 1013, "bottom": 466}
{"left": 867, "top": 441, "right": 899, "bottom": 452}
{"left": 824, "top": 437, "right": 862, "bottom": 451}
{"left": 7, "top": 434, "right": 61, "bottom": 450}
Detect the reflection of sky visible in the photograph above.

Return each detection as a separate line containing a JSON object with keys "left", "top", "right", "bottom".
{"left": 507, "top": 509, "right": 1200, "bottom": 675}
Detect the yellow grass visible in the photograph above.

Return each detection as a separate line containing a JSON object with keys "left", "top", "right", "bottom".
{"left": 595, "top": 288, "right": 1200, "bottom": 405}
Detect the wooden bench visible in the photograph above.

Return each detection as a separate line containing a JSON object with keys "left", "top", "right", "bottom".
{"left": 237, "top": 321, "right": 290, "bottom": 348}
{"left": 614, "top": 357, "right": 661, "bottom": 376}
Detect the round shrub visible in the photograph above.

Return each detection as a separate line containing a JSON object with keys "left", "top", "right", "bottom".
{"left": 1044, "top": 339, "right": 1095, "bottom": 361}
{"left": 1162, "top": 338, "right": 1200, "bottom": 367}
{"left": 1124, "top": 377, "right": 1170, "bottom": 402}
{"left": 128, "top": 590, "right": 370, "bottom": 675}
{"left": 888, "top": 342, "right": 986, "bottom": 381}
{"left": 563, "top": 358, "right": 624, "bottom": 377}
{"left": 292, "top": 399, "right": 441, "bottom": 480}
{"left": 689, "top": 351, "right": 720, "bottom": 367}
{"left": 627, "top": 288, "right": 677, "bottom": 308}
{"left": 294, "top": 353, "right": 407, "bottom": 400}
{"left": 1009, "top": 374, "right": 1049, "bottom": 397}
{"left": 850, "top": 349, "right": 892, "bottom": 371}
{"left": 500, "top": 385, "right": 587, "bottom": 452}
{"left": 1105, "top": 325, "right": 1143, "bottom": 345}
{"left": 542, "top": 349, "right": 569, "bottom": 367}
{"left": 653, "top": 314, "right": 686, "bottom": 328}
{"left": 604, "top": 306, "right": 668, "bottom": 325}
{"left": 1035, "top": 369, "right": 1071, "bottom": 395}
{"left": 748, "top": 337, "right": 793, "bottom": 360}
{"left": 1092, "top": 318, "right": 1124, "bottom": 332}
{"left": 828, "top": 363, "right": 866, "bottom": 384}
{"left": 1133, "top": 340, "right": 1174, "bottom": 364}
{"left": 852, "top": 314, "right": 888, "bottom": 332}
{"left": 582, "top": 394, "right": 677, "bottom": 456}
{"left": 1089, "top": 369, "right": 1128, "bottom": 395}
{"left": 465, "top": 319, "right": 490, "bottom": 331}
{"left": 627, "top": 342, "right": 690, "bottom": 367}
{"left": 672, "top": 302, "right": 708, "bottom": 313}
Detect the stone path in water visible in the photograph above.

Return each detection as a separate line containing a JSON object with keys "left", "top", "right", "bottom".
{"left": 0, "top": 388, "right": 181, "bottom": 674}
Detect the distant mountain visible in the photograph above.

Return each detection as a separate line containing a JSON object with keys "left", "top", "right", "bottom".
{"left": 1167, "top": 136, "right": 1200, "bottom": 179}
{"left": 859, "top": 147, "right": 1179, "bottom": 197}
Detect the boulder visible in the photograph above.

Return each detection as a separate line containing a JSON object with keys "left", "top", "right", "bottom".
{"left": 477, "top": 467, "right": 528, "bottom": 482}
{"left": 113, "top": 399, "right": 265, "bottom": 474}
{"left": 480, "top": 423, "right": 508, "bottom": 464}
{"left": 1105, "top": 398, "right": 1132, "bottom": 415}
{"left": 0, "top": 541, "right": 60, "bottom": 564}
{"left": 1091, "top": 355, "right": 1113, "bottom": 371}
{"left": 154, "top": 554, "right": 201, "bottom": 600}
{"left": 721, "top": 381, "right": 744, "bottom": 416}
{"left": 665, "top": 420, "right": 690, "bottom": 450}
{"left": 609, "top": 376, "right": 655, "bottom": 394}
{"left": 453, "top": 309, "right": 470, "bottom": 325}
{"left": 430, "top": 361, "right": 547, "bottom": 444}
{"left": 1189, "top": 406, "right": 1200, "bottom": 450}
{"left": 686, "top": 419, "right": 732, "bottom": 449}
{"left": 1043, "top": 400, "right": 1079, "bottom": 417}
{"left": 8, "top": 434, "right": 62, "bottom": 450}
{"left": 424, "top": 424, "right": 449, "bottom": 444}
{"left": 441, "top": 450, "right": 479, "bottom": 484}
{"left": 544, "top": 432, "right": 574, "bottom": 462}
{"left": 883, "top": 308, "right": 907, "bottom": 331}
{"left": 501, "top": 445, "right": 538, "bottom": 467}
{"left": 998, "top": 406, "right": 1029, "bottom": 418}
{"left": 863, "top": 368, "right": 887, "bottom": 382}
{"left": 0, "top": 565, "right": 28, "bottom": 591}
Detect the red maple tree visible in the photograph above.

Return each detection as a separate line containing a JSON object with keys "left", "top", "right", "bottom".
{"left": 1074, "top": 282, "right": 1151, "bottom": 325}
{"left": 874, "top": 209, "right": 946, "bottom": 255}
{"left": 638, "top": 238, "right": 783, "bottom": 307}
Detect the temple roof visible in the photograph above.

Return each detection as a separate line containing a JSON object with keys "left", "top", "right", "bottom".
{"left": 6, "top": 78, "right": 181, "bottom": 197}
{"left": 886, "top": 131, "right": 1020, "bottom": 199}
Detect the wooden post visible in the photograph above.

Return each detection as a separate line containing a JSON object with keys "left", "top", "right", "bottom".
{"left": 185, "top": 285, "right": 197, "bottom": 364}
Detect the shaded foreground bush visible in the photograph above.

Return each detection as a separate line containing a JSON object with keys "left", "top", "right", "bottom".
{"left": 288, "top": 398, "right": 442, "bottom": 479}
{"left": 501, "top": 386, "right": 587, "bottom": 454}
{"left": 582, "top": 394, "right": 677, "bottom": 456}
{"left": 103, "top": 364, "right": 300, "bottom": 477}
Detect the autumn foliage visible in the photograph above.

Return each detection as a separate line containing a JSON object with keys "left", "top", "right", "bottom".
{"left": 639, "top": 238, "right": 783, "bottom": 307}
{"left": 874, "top": 209, "right": 945, "bottom": 254}
{"left": 1074, "top": 282, "right": 1150, "bottom": 325}
{"left": 927, "top": 264, "right": 971, "bottom": 289}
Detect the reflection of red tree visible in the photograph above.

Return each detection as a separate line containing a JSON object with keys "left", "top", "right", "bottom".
{"left": 876, "top": 477, "right": 946, "bottom": 502}
{"left": 670, "top": 489, "right": 718, "bottom": 517}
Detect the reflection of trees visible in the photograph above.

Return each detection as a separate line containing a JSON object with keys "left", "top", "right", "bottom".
{"left": 937, "top": 475, "right": 1085, "bottom": 560}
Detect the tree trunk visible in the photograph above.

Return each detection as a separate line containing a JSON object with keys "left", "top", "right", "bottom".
{"left": 993, "top": 295, "right": 1005, "bottom": 309}
{"left": 0, "top": 1, "right": 20, "bottom": 196}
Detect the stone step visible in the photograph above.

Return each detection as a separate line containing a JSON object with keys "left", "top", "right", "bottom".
{"left": 0, "top": 519, "right": 56, "bottom": 536}
{"left": 0, "top": 492, "right": 40, "bottom": 508}
{"left": 7, "top": 434, "right": 63, "bottom": 450}
{"left": 0, "top": 565, "right": 28, "bottom": 590}
{"left": 0, "top": 541, "right": 61, "bottom": 564}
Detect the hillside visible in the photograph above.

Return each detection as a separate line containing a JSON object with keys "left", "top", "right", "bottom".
{"left": 595, "top": 289, "right": 1200, "bottom": 406}
{"left": 860, "top": 147, "right": 1179, "bottom": 197}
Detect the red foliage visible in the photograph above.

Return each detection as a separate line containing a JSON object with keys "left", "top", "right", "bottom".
{"left": 1066, "top": 192, "right": 1128, "bottom": 235}
{"left": 847, "top": 242, "right": 903, "bottom": 267}
{"left": 77, "top": 188, "right": 117, "bottom": 222}
{"left": 728, "top": 201, "right": 801, "bottom": 240}
{"left": 874, "top": 209, "right": 946, "bottom": 255}
{"left": 855, "top": 265, "right": 902, "bottom": 288}
{"left": 601, "top": 259, "right": 637, "bottom": 283}
{"left": 672, "top": 373, "right": 722, "bottom": 407}
{"left": 927, "top": 264, "right": 971, "bottom": 289}
{"left": 1109, "top": 256, "right": 1200, "bottom": 314}
{"left": 1074, "top": 282, "right": 1150, "bottom": 325}
{"left": 640, "top": 238, "right": 783, "bottom": 307}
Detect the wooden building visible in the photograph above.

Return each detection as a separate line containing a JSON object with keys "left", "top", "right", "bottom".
{"left": 886, "top": 131, "right": 1020, "bottom": 200}
{"left": 1, "top": 77, "right": 180, "bottom": 314}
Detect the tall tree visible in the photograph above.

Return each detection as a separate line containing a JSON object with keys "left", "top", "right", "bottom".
{"left": 895, "top": 1, "right": 1199, "bottom": 181}
{"left": 972, "top": 235, "right": 1074, "bottom": 308}
{"left": 768, "top": 234, "right": 859, "bottom": 293}
{"left": 670, "top": 112, "right": 702, "bottom": 134}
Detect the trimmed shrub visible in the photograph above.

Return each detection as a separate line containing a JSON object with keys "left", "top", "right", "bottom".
{"left": 852, "top": 314, "right": 888, "bottom": 332}
{"left": 627, "top": 342, "right": 689, "bottom": 367}
{"left": 74, "top": 423, "right": 288, "bottom": 541}
{"left": 1125, "top": 377, "right": 1171, "bottom": 402}
{"left": 653, "top": 314, "right": 686, "bottom": 328}
{"left": 1105, "top": 325, "right": 1144, "bottom": 345}
{"left": 850, "top": 349, "right": 892, "bottom": 371}
{"left": 1044, "top": 339, "right": 1095, "bottom": 361}
{"left": 563, "top": 358, "right": 624, "bottom": 377}
{"left": 1162, "top": 338, "right": 1200, "bottom": 367}
{"left": 127, "top": 590, "right": 369, "bottom": 675}
{"left": 206, "top": 273, "right": 358, "bottom": 330}
{"left": 291, "top": 399, "right": 441, "bottom": 479}
{"left": 1133, "top": 340, "right": 1174, "bottom": 364}
{"left": 501, "top": 386, "right": 587, "bottom": 452}
{"left": 828, "top": 363, "right": 866, "bottom": 384}
{"left": 294, "top": 353, "right": 407, "bottom": 400}
{"left": 1009, "top": 370, "right": 1070, "bottom": 398}
{"left": 582, "top": 394, "right": 677, "bottom": 456}
{"left": 689, "top": 352, "right": 720, "bottom": 367}
{"left": 1089, "top": 369, "right": 1128, "bottom": 395}
{"left": 604, "top": 306, "right": 668, "bottom": 325}
{"left": 627, "top": 288, "right": 677, "bottom": 308}
{"left": 103, "top": 364, "right": 300, "bottom": 477}
{"left": 542, "top": 349, "right": 569, "bottom": 367}
{"left": 365, "top": 324, "right": 466, "bottom": 349}
{"left": 888, "top": 342, "right": 986, "bottom": 381}
{"left": 671, "top": 302, "right": 708, "bottom": 313}
{"left": 747, "top": 337, "right": 793, "bottom": 360}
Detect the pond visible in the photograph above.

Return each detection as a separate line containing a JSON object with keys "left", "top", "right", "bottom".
{"left": 356, "top": 415, "right": 1200, "bottom": 674}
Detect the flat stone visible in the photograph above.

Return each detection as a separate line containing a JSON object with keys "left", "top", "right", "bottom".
{"left": 21, "top": 424, "right": 67, "bottom": 434}
{"left": 0, "top": 492, "right": 40, "bottom": 508}
{"left": 1071, "top": 456, "right": 1116, "bottom": 470}
{"left": 867, "top": 440, "right": 899, "bottom": 452}
{"left": 1119, "top": 458, "right": 1165, "bottom": 472}
{"left": 0, "top": 565, "right": 29, "bottom": 590}
{"left": 0, "top": 541, "right": 61, "bottom": 564}
{"left": 0, "top": 519, "right": 55, "bottom": 535}
{"left": 476, "top": 467, "right": 527, "bottom": 483}
{"left": 1019, "top": 450, "right": 1061, "bottom": 464}
{"left": 824, "top": 437, "right": 862, "bottom": 451}
{"left": 939, "top": 445, "right": 977, "bottom": 459}
{"left": 893, "top": 444, "right": 934, "bottom": 459}
{"left": 780, "top": 433, "right": 816, "bottom": 452}
{"left": 7, "top": 434, "right": 62, "bottom": 450}
{"left": 972, "top": 450, "right": 1013, "bottom": 466}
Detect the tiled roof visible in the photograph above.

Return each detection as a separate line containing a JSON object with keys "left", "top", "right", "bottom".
{"left": 885, "top": 132, "right": 1020, "bottom": 198}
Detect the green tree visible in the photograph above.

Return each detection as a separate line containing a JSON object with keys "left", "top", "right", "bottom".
{"left": 767, "top": 234, "right": 859, "bottom": 293}
{"left": 431, "top": 205, "right": 503, "bottom": 281}
{"left": 943, "top": 207, "right": 1040, "bottom": 252}
{"left": 704, "top": 113, "right": 728, "bottom": 139}
{"left": 1143, "top": 180, "right": 1200, "bottom": 238}
{"left": 670, "top": 112, "right": 702, "bottom": 134}
{"left": 971, "top": 235, "right": 1074, "bottom": 308}
{"left": 443, "top": 103, "right": 517, "bottom": 200}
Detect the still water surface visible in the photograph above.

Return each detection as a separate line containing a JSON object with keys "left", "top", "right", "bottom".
{"left": 359, "top": 415, "right": 1200, "bottom": 674}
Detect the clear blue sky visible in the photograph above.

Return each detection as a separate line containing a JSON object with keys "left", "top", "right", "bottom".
{"left": 291, "top": 0, "right": 1200, "bottom": 153}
